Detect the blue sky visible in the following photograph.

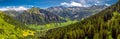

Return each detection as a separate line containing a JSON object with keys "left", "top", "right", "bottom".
{"left": 0, "top": 0, "right": 118, "bottom": 8}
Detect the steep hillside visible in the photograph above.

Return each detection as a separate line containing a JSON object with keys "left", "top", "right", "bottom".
{"left": 42, "top": 0, "right": 120, "bottom": 39}
{"left": 0, "top": 11, "right": 35, "bottom": 39}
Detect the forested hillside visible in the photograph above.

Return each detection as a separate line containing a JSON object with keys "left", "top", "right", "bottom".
{"left": 41, "top": 0, "right": 120, "bottom": 39}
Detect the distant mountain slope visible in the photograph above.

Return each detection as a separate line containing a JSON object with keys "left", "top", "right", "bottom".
{"left": 46, "top": 5, "right": 108, "bottom": 20}
{"left": 42, "top": 0, "right": 120, "bottom": 39}
{"left": 0, "top": 11, "right": 35, "bottom": 39}
{"left": 4, "top": 7, "right": 65, "bottom": 25}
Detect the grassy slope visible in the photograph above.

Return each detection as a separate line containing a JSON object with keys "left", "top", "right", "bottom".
{"left": 41, "top": 0, "right": 120, "bottom": 39}
{"left": 0, "top": 11, "right": 36, "bottom": 39}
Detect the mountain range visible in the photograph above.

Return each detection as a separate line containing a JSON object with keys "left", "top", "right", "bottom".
{"left": 46, "top": 5, "right": 108, "bottom": 20}
{"left": 3, "top": 5, "right": 108, "bottom": 25}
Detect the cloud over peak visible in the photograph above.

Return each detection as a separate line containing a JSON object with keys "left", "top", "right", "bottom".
{"left": 0, "top": 6, "right": 28, "bottom": 11}
{"left": 61, "top": 1, "right": 90, "bottom": 7}
{"left": 61, "top": 2, "right": 83, "bottom": 7}
{"left": 60, "top": 0, "right": 111, "bottom": 7}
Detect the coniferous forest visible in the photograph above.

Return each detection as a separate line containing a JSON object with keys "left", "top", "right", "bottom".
{"left": 40, "top": 0, "right": 120, "bottom": 39}
{"left": 0, "top": 0, "right": 120, "bottom": 39}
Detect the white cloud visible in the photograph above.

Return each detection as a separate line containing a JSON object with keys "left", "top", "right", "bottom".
{"left": 61, "top": 1, "right": 91, "bottom": 7}
{"left": 60, "top": 0, "right": 110, "bottom": 7}
{"left": 61, "top": 2, "right": 84, "bottom": 7}
{"left": 0, "top": 6, "right": 28, "bottom": 11}
{"left": 105, "top": 4, "right": 110, "bottom": 6}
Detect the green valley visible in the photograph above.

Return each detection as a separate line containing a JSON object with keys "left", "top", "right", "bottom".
{"left": 0, "top": 0, "right": 119, "bottom": 39}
